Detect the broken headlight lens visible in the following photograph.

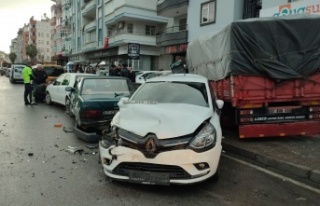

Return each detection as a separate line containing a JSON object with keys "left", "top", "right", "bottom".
{"left": 189, "top": 123, "right": 216, "bottom": 151}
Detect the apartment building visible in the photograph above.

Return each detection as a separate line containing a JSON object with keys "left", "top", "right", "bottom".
{"left": 66, "top": 0, "right": 168, "bottom": 70}
{"left": 51, "top": 0, "right": 70, "bottom": 65}
{"left": 33, "top": 15, "right": 52, "bottom": 63}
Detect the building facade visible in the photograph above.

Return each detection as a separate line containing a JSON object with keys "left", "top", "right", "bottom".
{"left": 65, "top": 0, "right": 168, "bottom": 71}
{"left": 156, "top": 0, "right": 189, "bottom": 70}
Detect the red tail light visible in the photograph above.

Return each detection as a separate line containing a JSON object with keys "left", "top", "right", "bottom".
{"left": 81, "top": 110, "right": 102, "bottom": 118}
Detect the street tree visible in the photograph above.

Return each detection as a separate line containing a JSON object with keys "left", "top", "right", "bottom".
{"left": 26, "top": 44, "right": 38, "bottom": 64}
{"left": 9, "top": 52, "right": 17, "bottom": 64}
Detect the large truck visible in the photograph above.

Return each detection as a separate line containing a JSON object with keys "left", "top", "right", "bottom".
{"left": 187, "top": 15, "right": 320, "bottom": 138}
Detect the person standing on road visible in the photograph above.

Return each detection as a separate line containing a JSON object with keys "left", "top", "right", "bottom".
{"left": 121, "top": 63, "right": 130, "bottom": 78}
{"left": 109, "top": 64, "right": 117, "bottom": 76}
{"left": 33, "top": 64, "right": 48, "bottom": 89}
{"left": 22, "top": 64, "right": 35, "bottom": 105}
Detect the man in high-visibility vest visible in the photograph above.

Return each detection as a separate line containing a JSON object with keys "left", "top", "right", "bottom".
{"left": 22, "top": 64, "right": 36, "bottom": 105}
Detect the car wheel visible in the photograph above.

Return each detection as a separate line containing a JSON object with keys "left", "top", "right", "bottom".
{"left": 45, "top": 92, "right": 53, "bottom": 105}
{"left": 10, "top": 78, "right": 15, "bottom": 84}
{"left": 65, "top": 98, "right": 74, "bottom": 117}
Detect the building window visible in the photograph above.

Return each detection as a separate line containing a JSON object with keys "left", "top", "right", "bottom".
{"left": 127, "top": 23, "right": 133, "bottom": 33}
{"left": 179, "top": 18, "right": 187, "bottom": 31}
{"left": 145, "top": 25, "right": 155, "bottom": 36}
{"left": 200, "top": 0, "right": 216, "bottom": 25}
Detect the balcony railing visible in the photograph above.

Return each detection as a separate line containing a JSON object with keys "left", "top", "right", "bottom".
{"left": 107, "top": 30, "right": 156, "bottom": 46}
{"left": 156, "top": 25, "right": 188, "bottom": 46}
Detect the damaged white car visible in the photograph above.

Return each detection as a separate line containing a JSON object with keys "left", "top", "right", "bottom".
{"left": 99, "top": 74, "right": 224, "bottom": 185}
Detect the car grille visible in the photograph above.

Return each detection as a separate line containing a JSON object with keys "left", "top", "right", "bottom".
{"left": 113, "top": 162, "right": 191, "bottom": 179}
{"left": 118, "top": 129, "right": 193, "bottom": 158}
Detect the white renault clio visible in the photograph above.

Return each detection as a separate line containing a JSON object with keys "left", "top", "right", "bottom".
{"left": 99, "top": 73, "right": 224, "bottom": 185}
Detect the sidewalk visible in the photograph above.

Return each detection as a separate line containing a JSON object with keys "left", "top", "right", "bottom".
{"left": 222, "top": 131, "right": 320, "bottom": 185}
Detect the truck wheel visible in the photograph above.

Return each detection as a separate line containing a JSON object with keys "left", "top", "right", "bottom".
{"left": 10, "top": 78, "right": 15, "bottom": 84}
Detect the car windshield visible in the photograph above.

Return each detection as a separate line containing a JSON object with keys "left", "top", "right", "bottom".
{"left": 81, "top": 78, "right": 130, "bottom": 96}
{"left": 131, "top": 81, "right": 209, "bottom": 107}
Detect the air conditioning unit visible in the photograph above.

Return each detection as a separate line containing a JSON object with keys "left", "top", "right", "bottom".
{"left": 118, "top": 21, "right": 125, "bottom": 29}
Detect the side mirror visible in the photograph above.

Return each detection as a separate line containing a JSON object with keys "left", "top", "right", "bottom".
{"left": 65, "top": 87, "right": 74, "bottom": 92}
{"left": 216, "top": 99, "right": 224, "bottom": 109}
{"left": 118, "top": 97, "right": 130, "bottom": 107}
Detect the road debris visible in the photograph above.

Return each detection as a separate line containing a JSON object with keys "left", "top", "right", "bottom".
{"left": 63, "top": 126, "right": 74, "bottom": 133}
{"left": 54, "top": 124, "right": 63, "bottom": 128}
{"left": 65, "top": 146, "right": 84, "bottom": 154}
{"left": 28, "top": 153, "right": 34, "bottom": 157}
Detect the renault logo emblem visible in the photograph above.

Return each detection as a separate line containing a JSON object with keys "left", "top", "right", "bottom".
{"left": 145, "top": 138, "right": 156, "bottom": 153}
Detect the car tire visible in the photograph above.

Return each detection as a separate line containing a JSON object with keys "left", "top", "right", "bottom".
{"left": 10, "top": 78, "right": 15, "bottom": 84}
{"left": 45, "top": 92, "right": 53, "bottom": 105}
{"left": 65, "top": 98, "right": 74, "bottom": 117}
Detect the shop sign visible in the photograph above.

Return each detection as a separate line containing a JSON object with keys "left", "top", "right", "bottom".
{"left": 128, "top": 43, "right": 140, "bottom": 59}
{"left": 165, "top": 44, "right": 188, "bottom": 54}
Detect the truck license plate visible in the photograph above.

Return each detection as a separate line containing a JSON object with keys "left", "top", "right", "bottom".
{"left": 129, "top": 171, "right": 170, "bottom": 185}
{"left": 268, "top": 108, "right": 292, "bottom": 114}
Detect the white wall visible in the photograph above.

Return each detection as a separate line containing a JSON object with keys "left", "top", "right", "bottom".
{"left": 188, "top": 0, "right": 244, "bottom": 42}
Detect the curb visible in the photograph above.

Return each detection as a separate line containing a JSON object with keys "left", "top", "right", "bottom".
{"left": 222, "top": 142, "right": 320, "bottom": 185}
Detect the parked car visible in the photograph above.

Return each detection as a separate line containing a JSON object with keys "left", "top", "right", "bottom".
{"left": 6, "top": 68, "right": 11, "bottom": 77}
{"left": 45, "top": 73, "right": 95, "bottom": 106}
{"left": 42, "top": 64, "right": 65, "bottom": 83}
{"left": 65, "top": 76, "right": 134, "bottom": 142}
{"left": 10, "top": 64, "right": 26, "bottom": 83}
{"left": 99, "top": 73, "right": 224, "bottom": 185}
{"left": 0, "top": 67, "right": 8, "bottom": 76}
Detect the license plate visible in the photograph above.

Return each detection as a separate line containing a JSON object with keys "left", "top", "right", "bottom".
{"left": 129, "top": 171, "right": 170, "bottom": 185}
{"left": 102, "top": 110, "right": 116, "bottom": 115}
{"left": 268, "top": 108, "right": 292, "bottom": 114}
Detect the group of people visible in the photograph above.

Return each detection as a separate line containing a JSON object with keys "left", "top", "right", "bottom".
{"left": 109, "top": 64, "right": 136, "bottom": 83}
{"left": 22, "top": 64, "right": 48, "bottom": 105}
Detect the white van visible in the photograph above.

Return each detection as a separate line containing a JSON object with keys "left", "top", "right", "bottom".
{"left": 10, "top": 64, "right": 26, "bottom": 83}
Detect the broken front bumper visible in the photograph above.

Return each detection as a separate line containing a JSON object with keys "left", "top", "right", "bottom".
{"left": 99, "top": 143, "right": 222, "bottom": 185}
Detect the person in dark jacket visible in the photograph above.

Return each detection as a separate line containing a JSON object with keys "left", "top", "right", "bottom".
{"left": 34, "top": 82, "right": 48, "bottom": 103}
{"left": 128, "top": 66, "right": 136, "bottom": 82}
{"left": 121, "top": 63, "right": 130, "bottom": 78}
{"left": 33, "top": 64, "right": 48, "bottom": 88}
{"left": 109, "top": 64, "right": 117, "bottom": 76}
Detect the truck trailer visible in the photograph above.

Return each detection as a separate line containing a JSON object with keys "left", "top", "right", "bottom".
{"left": 187, "top": 15, "right": 320, "bottom": 138}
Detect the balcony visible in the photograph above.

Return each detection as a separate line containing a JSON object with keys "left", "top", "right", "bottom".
{"left": 82, "top": 41, "right": 96, "bottom": 52}
{"left": 156, "top": 25, "right": 188, "bottom": 47}
{"left": 84, "top": 20, "right": 96, "bottom": 32}
{"left": 82, "top": 0, "right": 96, "bottom": 19}
{"left": 31, "top": 35, "right": 36, "bottom": 42}
{"left": 157, "top": 0, "right": 189, "bottom": 17}
{"left": 107, "top": 30, "right": 156, "bottom": 47}
{"left": 50, "top": 17, "right": 56, "bottom": 26}
{"left": 30, "top": 27, "right": 36, "bottom": 33}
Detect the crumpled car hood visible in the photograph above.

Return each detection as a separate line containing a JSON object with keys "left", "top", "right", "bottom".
{"left": 112, "top": 103, "right": 213, "bottom": 139}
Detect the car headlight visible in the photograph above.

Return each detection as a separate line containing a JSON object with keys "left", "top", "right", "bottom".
{"left": 189, "top": 123, "right": 216, "bottom": 151}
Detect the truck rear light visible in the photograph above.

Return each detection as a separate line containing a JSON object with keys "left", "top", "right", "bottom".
{"left": 240, "top": 117, "right": 253, "bottom": 123}
{"left": 309, "top": 114, "right": 320, "bottom": 119}
{"left": 81, "top": 110, "right": 102, "bottom": 118}
{"left": 240, "top": 110, "right": 253, "bottom": 115}
{"left": 309, "top": 107, "right": 320, "bottom": 112}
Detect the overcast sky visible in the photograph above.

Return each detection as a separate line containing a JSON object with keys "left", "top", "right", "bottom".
{"left": 0, "top": 0, "right": 54, "bottom": 54}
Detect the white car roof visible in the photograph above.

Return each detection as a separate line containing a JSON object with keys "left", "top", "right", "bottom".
{"left": 146, "top": 73, "right": 208, "bottom": 83}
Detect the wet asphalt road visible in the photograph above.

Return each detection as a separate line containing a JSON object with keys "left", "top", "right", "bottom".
{"left": 0, "top": 76, "right": 319, "bottom": 206}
